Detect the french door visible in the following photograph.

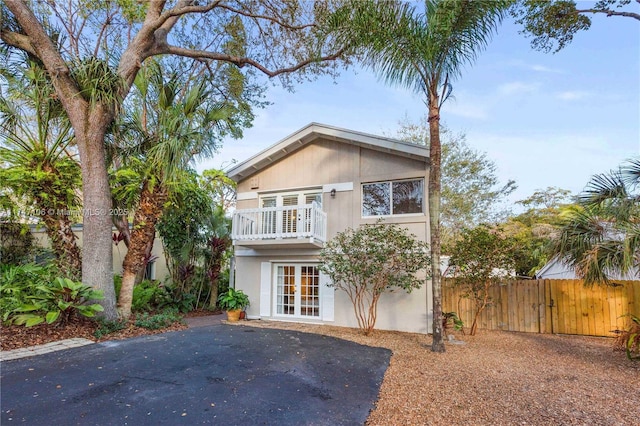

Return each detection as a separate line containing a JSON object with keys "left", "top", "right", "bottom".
{"left": 274, "top": 264, "right": 321, "bottom": 318}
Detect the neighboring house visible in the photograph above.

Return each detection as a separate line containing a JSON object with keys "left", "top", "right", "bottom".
{"left": 30, "top": 225, "right": 170, "bottom": 281}
{"left": 228, "top": 123, "right": 431, "bottom": 334}
{"left": 535, "top": 257, "right": 639, "bottom": 281}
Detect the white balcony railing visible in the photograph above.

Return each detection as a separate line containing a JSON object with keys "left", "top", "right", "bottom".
{"left": 231, "top": 202, "right": 327, "bottom": 243}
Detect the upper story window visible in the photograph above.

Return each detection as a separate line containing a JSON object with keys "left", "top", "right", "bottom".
{"left": 260, "top": 190, "right": 322, "bottom": 209}
{"left": 362, "top": 179, "right": 424, "bottom": 217}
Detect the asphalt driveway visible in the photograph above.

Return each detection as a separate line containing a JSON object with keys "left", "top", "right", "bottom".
{"left": 1, "top": 325, "right": 391, "bottom": 425}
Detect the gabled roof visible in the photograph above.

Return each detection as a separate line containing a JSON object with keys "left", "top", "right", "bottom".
{"left": 227, "top": 122, "right": 429, "bottom": 181}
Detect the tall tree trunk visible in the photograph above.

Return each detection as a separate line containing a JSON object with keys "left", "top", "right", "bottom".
{"left": 118, "top": 182, "right": 167, "bottom": 319}
{"left": 428, "top": 96, "right": 446, "bottom": 353}
{"left": 4, "top": 2, "right": 119, "bottom": 320}
{"left": 76, "top": 115, "right": 118, "bottom": 320}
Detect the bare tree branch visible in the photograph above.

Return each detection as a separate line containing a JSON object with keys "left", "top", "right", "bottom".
{"left": 3, "top": 1, "right": 88, "bottom": 125}
{"left": 0, "top": 29, "right": 37, "bottom": 56}
{"left": 574, "top": 8, "right": 640, "bottom": 21}
{"left": 159, "top": 44, "right": 346, "bottom": 78}
{"left": 215, "top": 3, "right": 316, "bottom": 30}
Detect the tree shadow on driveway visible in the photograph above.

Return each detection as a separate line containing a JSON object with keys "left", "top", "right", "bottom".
{"left": 1, "top": 325, "right": 391, "bottom": 425}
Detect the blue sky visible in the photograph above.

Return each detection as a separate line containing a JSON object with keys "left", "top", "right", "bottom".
{"left": 197, "top": 10, "right": 640, "bottom": 209}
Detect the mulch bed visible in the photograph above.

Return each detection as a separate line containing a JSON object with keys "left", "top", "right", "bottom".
{"left": 0, "top": 311, "right": 214, "bottom": 351}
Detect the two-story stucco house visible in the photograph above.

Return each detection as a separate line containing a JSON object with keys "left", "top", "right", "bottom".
{"left": 228, "top": 123, "right": 432, "bottom": 334}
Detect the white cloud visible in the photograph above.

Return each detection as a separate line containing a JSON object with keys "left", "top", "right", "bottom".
{"left": 497, "top": 81, "right": 540, "bottom": 96}
{"left": 441, "top": 98, "right": 489, "bottom": 120}
{"left": 530, "top": 64, "right": 564, "bottom": 74}
{"left": 556, "top": 90, "right": 592, "bottom": 101}
{"left": 507, "top": 60, "right": 565, "bottom": 74}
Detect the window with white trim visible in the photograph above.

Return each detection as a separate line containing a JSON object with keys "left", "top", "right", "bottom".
{"left": 362, "top": 179, "right": 424, "bottom": 216}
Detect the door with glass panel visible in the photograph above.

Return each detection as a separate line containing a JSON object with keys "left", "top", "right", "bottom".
{"left": 260, "top": 190, "right": 322, "bottom": 238}
{"left": 274, "top": 264, "right": 321, "bottom": 318}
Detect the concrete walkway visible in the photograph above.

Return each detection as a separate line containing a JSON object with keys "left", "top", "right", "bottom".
{"left": 0, "top": 338, "right": 94, "bottom": 362}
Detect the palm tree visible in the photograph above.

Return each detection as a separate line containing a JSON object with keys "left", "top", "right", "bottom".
{"left": 553, "top": 158, "right": 640, "bottom": 285}
{"left": 112, "top": 62, "right": 246, "bottom": 318}
{"left": 0, "top": 60, "right": 82, "bottom": 278}
{"left": 333, "top": 0, "right": 508, "bottom": 351}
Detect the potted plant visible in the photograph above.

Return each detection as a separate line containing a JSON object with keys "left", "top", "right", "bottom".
{"left": 217, "top": 288, "right": 250, "bottom": 322}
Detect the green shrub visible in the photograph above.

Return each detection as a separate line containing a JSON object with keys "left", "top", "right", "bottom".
{"left": 129, "top": 280, "right": 194, "bottom": 313}
{"left": 217, "top": 288, "right": 250, "bottom": 311}
{"left": 134, "top": 309, "right": 182, "bottom": 330}
{"left": 9, "top": 277, "right": 104, "bottom": 327}
{"left": 1, "top": 263, "right": 58, "bottom": 322}
{"left": 616, "top": 314, "right": 640, "bottom": 361}
{"left": 132, "top": 280, "right": 170, "bottom": 312}
{"left": 94, "top": 318, "right": 126, "bottom": 339}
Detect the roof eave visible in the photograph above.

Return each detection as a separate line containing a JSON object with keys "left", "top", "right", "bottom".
{"left": 227, "top": 123, "right": 429, "bottom": 182}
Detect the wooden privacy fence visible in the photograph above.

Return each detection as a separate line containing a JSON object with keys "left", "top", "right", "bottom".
{"left": 442, "top": 279, "right": 640, "bottom": 337}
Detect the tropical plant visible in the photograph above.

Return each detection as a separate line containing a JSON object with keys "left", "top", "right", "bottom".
{"left": 111, "top": 61, "right": 250, "bottom": 319}
{"left": 331, "top": 0, "right": 508, "bottom": 349}
{"left": 552, "top": 158, "right": 640, "bottom": 286}
{"left": 0, "top": 263, "right": 58, "bottom": 322}
{"left": 0, "top": 59, "right": 82, "bottom": 279}
{"left": 157, "top": 171, "right": 232, "bottom": 310}
{"left": 2, "top": 1, "right": 353, "bottom": 320}
{"left": 8, "top": 277, "right": 104, "bottom": 327}
{"left": 442, "top": 311, "right": 464, "bottom": 337}
{"left": 217, "top": 288, "right": 250, "bottom": 311}
{"left": 447, "top": 225, "right": 516, "bottom": 335}
{"left": 618, "top": 314, "right": 640, "bottom": 361}
{"left": 319, "top": 222, "right": 430, "bottom": 336}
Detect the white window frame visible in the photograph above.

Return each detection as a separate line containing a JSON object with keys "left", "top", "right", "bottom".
{"left": 361, "top": 178, "right": 425, "bottom": 218}
{"left": 259, "top": 189, "right": 322, "bottom": 209}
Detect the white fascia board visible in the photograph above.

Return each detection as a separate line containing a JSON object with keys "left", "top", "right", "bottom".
{"left": 322, "top": 182, "right": 353, "bottom": 193}
{"left": 236, "top": 191, "right": 258, "bottom": 201}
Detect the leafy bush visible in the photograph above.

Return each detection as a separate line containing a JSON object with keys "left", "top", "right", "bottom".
{"left": 615, "top": 314, "right": 640, "bottom": 361}
{"left": 129, "top": 280, "right": 195, "bottom": 313}
{"left": 132, "top": 280, "right": 171, "bottom": 312}
{"left": 443, "top": 312, "right": 464, "bottom": 336}
{"left": 8, "top": 277, "right": 104, "bottom": 327}
{"left": 217, "top": 288, "right": 250, "bottom": 311}
{"left": 134, "top": 309, "right": 182, "bottom": 330}
{"left": 93, "top": 318, "right": 126, "bottom": 339}
{"left": 0, "top": 263, "right": 58, "bottom": 322}
{"left": 320, "top": 222, "right": 430, "bottom": 335}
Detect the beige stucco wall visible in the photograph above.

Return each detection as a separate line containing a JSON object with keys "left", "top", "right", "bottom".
{"left": 233, "top": 137, "right": 433, "bottom": 334}
{"left": 31, "top": 227, "right": 170, "bottom": 282}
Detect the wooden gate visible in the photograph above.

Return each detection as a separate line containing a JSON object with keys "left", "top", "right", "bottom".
{"left": 442, "top": 279, "right": 640, "bottom": 337}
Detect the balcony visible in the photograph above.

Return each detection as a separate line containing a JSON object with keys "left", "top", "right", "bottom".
{"left": 231, "top": 202, "right": 327, "bottom": 250}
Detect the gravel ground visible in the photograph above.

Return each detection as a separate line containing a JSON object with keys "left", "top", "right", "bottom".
{"left": 238, "top": 320, "right": 640, "bottom": 425}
